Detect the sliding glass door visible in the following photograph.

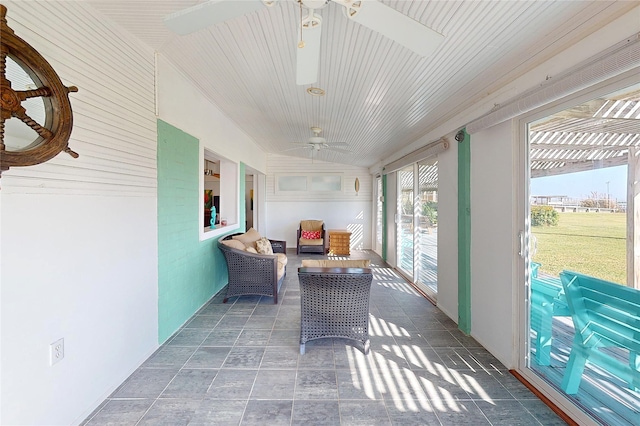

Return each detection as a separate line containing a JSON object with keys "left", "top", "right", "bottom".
{"left": 416, "top": 158, "right": 438, "bottom": 296}
{"left": 397, "top": 166, "right": 414, "bottom": 278}
{"left": 396, "top": 159, "right": 439, "bottom": 298}
{"left": 522, "top": 81, "right": 639, "bottom": 426}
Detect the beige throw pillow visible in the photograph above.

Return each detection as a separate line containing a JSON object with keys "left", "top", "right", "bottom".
{"left": 232, "top": 227, "right": 261, "bottom": 249}
{"left": 255, "top": 237, "right": 273, "bottom": 255}
{"left": 221, "top": 239, "right": 246, "bottom": 250}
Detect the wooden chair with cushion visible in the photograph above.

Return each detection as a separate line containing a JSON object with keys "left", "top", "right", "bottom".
{"left": 297, "top": 219, "right": 325, "bottom": 255}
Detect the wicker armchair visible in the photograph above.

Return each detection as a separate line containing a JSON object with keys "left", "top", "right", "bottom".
{"left": 218, "top": 233, "right": 287, "bottom": 304}
{"left": 297, "top": 220, "right": 326, "bottom": 254}
{"left": 298, "top": 266, "right": 373, "bottom": 355}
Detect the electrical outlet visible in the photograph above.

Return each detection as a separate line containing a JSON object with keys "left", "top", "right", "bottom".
{"left": 50, "top": 338, "right": 64, "bottom": 366}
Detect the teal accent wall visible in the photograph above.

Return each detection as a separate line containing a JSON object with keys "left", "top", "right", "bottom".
{"left": 157, "top": 119, "right": 228, "bottom": 344}
{"left": 458, "top": 129, "right": 471, "bottom": 334}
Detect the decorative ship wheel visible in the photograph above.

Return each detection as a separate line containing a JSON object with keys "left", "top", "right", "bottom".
{"left": 0, "top": 4, "right": 78, "bottom": 177}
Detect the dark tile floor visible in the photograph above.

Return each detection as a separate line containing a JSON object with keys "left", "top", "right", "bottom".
{"left": 82, "top": 251, "right": 565, "bottom": 425}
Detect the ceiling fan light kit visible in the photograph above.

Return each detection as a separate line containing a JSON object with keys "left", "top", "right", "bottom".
{"left": 164, "top": 0, "right": 444, "bottom": 86}
{"left": 306, "top": 87, "right": 325, "bottom": 96}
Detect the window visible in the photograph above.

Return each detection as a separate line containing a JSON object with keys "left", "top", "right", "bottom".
{"left": 277, "top": 175, "right": 307, "bottom": 191}
{"left": 310, "top": 175, "right": 341, "bottom": 191}
{"left": 201, "top": 148, "right": 238, "bottom": 240}
{"left": 276, "top": 174, "right": 343, "bottom": 192}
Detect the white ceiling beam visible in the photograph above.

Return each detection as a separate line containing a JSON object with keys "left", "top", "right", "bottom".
{"left": 531, "top": 155, "right": 628, "bottom": 178}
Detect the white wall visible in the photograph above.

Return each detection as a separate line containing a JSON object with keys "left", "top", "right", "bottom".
{"left": 156, "top": 56, "right": 267, "bottom": 175}
{"left": 0, "top": 2, "right": 158, "bottom": 425}
{"left": 469, "top": 121, "right": 517, "bottom": 368}
{"left": 265, "top": 154, "right": 372, "bottom": 248}
{"left": 268, "top": 200, "right": 372, "bottom": 249}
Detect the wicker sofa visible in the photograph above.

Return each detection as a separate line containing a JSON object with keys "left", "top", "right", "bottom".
{"left": 217, "top": 229, "right": 287, "bottom": 304}
{"left": 298, "top": 264, "right": 373, "bottom": 355}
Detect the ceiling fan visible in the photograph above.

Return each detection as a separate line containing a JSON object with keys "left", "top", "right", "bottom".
{"left": 164, "top": 0, "right": 444, "bottom": 85}
{"left": 284, "top": 126, "right": 352, "bottom": 154}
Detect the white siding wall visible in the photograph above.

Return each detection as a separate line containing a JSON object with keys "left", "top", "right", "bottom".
{"left": 0, "top": 2, "right": 158, "bottom": 425}
{"left": 266, "top": 154, "right": 372, "bottom": 248}
{"left": 470, "top": 121, "right": 517, "bottom": 367}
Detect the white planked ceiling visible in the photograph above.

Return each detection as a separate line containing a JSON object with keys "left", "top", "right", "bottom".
{"left": 86, "top": 0, "right": 636, "bottom": 168}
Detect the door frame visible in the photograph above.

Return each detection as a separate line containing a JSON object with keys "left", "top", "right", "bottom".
{"left": 373, "top": 174, "right": 383, "bottom": 257}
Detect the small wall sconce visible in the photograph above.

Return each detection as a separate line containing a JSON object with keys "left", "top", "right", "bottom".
{"left": 355, "top": 177, "right": 360, "bottom": 196}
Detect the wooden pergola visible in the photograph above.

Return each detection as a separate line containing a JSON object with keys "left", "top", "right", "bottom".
{"left": 529, "top": 85, "right": 640, "bottom": 288}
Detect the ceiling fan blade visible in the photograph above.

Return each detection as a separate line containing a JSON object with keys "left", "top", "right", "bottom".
{"left": 164, "top": 0, "right": 266, "bottom": 35}
{"left": 296, "top": 16, "right": 322, "bottom": 85}
{"left": 282, "top": 145, "right": 312, "bottom": 152}
{"left": 324, "top": 142, "right": 349, "bottom": 148}
{"left": 345, "top": 0, "right": 443, "bottom": 57}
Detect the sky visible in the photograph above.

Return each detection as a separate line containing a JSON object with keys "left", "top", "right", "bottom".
{"left": 530, "top": 165, "right": 627, "bottom": 201}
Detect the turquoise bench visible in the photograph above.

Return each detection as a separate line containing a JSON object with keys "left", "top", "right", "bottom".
{"left": 530, "top": 262, "right": 570, "bottom": 366}
{"left": 559, "top": 270, "right": 640, "bottom": 395}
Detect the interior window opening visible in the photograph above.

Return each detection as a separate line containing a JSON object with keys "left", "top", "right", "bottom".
{"left": 202, "top": 148, "right": 238, "bottom": 238}
{"left": 204, "top": 158, "right": 220, "bottom": 228}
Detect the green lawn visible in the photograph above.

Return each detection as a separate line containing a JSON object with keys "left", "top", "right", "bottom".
{"left": 532, "top": 212, "right": 626, "bottom": 284}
